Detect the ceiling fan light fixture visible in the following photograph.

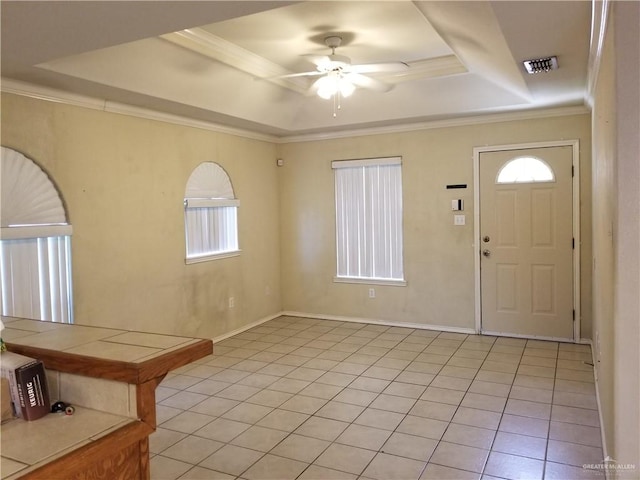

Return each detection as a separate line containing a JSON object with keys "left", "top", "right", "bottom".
{"left": 317, "top": 55, "right": 350, "bottom": 73}
{"left": 339, "top": 79, "right": 355, "bottom": 97}
{"left": 316, "top": 74, "right": 338, "bottom": 99}
{"left": 316, "top": 72, "right": 354, "bottom": 100}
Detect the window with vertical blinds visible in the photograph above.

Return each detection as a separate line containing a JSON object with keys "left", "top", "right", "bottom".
{"left": 332, "top": 157, "right": 405, "bottom": 283}
{"left": 1, "top": 233, "right": 73, "bottom": 322}
{"left": 184, "top": 162, "right": 240, "bottom": 263}
{"left": 184, "top": 201, "right": 239, "bottom": 259}
{"left": 1, "top": 146, "right": 73, "bottom": 323}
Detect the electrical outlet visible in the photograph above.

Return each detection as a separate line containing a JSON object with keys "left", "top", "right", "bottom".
{"left": 454, "top": 214, "right": 466, "bottom": 226}
{"left": 228, "top": 297, "right": 235, "bottom": 308}
{"left": 368, "top": 288, "right": 376, "bottom": 298}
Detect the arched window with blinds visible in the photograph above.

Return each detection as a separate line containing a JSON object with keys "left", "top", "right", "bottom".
{"left": 0, "top": 147, "right": 73, "bottom": 323}
{"left": 184, "top": 162, "right": 240, "bottom": 263}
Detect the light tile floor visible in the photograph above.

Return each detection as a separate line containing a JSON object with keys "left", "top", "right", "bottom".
{"left": 150, "top": 316, "right": 603, "bottom": 480}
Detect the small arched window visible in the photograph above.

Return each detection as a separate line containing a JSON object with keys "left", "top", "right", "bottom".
{"left": 496, "top": 156, "right": 555, "bottom": 184}
{"left": 184, "top": 162, "right": 240, "bottom": 263}
{"left": 1, "top": 147, "right": 73, "bottom": 323}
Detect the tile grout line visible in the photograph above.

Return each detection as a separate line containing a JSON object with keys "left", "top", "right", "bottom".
{"left": 263, "top": 321, "right": 427, "bottom": 478}
{"left": 478, "top": 337, "right": 523, "bottom": 478}
{"left": 412, "top": 333, "right": 475, "bottom": 479}
{"left": 297, "top": 322, "right": 426, "bottom": 478}
{"left": 541, "top": 342, "right": 560, "bottom": 480}
{"left": 349, "top": 330, "right": 444, "bottom": 479}
{"left": 232, "top": 318, "right": 375, "bottom": 479}
{"left": 425, "top": 333, "right": 501, "bottom": 477}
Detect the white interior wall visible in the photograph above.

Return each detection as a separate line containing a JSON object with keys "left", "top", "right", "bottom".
{"left": 590, "top": 1, "right": 639, "bottom": 470}
{"left": 611, "top": 1, "right": 639, "bottom": 471}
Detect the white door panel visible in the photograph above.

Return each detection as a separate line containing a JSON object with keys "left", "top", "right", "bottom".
{"left": 480, "top": 146, "right": 573, "bottom": 339}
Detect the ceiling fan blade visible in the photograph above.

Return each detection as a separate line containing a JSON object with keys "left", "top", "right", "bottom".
{"left": 349, "top": 62, "right": 409, "bottom": 74}
{"left": 307, "top": 77, "right": 323, "bottom": 96}
{"left": 302, "top": 54, "right": 331, "bottom": 67}
{"left": 263, "top": 71, "right": 324, "bottom": 80}
{"left": 345, "top": 73, "right": 393, "bottom": 93}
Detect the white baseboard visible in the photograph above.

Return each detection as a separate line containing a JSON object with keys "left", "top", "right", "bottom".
{"left": 211, "top": 310, "right": 477, "bottom": 345}
{"left": 281, "top": 310, "right": 477, "bottom": 335}
{"left": 583, "top": 338, "right": 610, "bottom": 472}
{"left": 210, "top": 312, "right": 282, "bottom": 344}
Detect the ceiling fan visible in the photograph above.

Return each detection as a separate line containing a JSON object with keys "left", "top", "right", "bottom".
{"left": 275, "top": 35, "right": 409, "bottom": 101}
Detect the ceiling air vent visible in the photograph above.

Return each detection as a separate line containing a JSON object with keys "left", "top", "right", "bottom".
{"left": 523, "top": 56, "right": 558, "bottom": 74}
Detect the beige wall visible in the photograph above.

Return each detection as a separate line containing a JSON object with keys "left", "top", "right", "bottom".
{"left": 590, "top": 3, "right": 616, "bottom": 456}
{"left": 278, "top": 114, "right": 593, "bottom": 334}
{"left": 1, "top": 93, "right": 282, "bottom": 339}
{"left": 1, "top": 93, "right": 595, "bottom": 342}
{"left": 591, "top": 1, "right": 640, "bottom": 471}
{"left": 612, "top": 1, "right": 640, "bottom": 470}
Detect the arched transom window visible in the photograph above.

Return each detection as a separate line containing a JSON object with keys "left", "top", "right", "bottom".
{"left": 496, "top": 156, "right": 555, "bottom": 184}
{"left": 184, "top": 162, "right": 240, "bottom": 263}
{"left": 1, "top": 146, "right": 73, "bottom": 323}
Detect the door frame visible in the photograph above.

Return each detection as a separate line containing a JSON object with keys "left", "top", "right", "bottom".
{"left": 473, "top": 140, "right": 581, "bottom": 342}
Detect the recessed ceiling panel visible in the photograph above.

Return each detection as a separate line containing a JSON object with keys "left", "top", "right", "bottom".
{"left": 199, "top": 1, "right": 454, "bottom": 69}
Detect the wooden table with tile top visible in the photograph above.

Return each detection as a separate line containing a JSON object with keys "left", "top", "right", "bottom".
{"left": 0, "top": 316, "right": 212, "bottom": 480}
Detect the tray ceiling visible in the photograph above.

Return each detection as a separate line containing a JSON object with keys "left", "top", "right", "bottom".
{"left": 1, "top": 1, "right": 591, "bottom": 138}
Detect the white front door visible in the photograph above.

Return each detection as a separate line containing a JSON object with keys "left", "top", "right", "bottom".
{"left": 479, "top": 146, "right": 574, "bottom": 339}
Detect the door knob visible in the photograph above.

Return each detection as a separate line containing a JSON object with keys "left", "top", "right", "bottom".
{"left": 482, "top": 249, "right": 491, "bottom": 257}
{"left": 483, "top": 236, "right": 490, "bottom": 243}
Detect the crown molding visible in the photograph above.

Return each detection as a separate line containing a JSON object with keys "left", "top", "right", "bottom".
{"left": 1, "top": 78, "right": 107, "bottom": 111}
{"left": 1, "top": 78, "right": 279, "bottom": 143}
{"left": 389, "top": 55, "right": 467, "bottom": 84}
{"left": 2, "top": 77, "right": 589, "bottom": 144}
{"left": 278, "top": 105, "right": 591, "bottom": 143}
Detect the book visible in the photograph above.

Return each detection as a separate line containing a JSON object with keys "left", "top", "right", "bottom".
{"left": 0, "top": 351, "right": 50, "bottom": 420}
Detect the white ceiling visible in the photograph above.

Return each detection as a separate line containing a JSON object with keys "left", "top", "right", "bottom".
{"left": 1, "top": 1, "right": 592, "bottom": 138}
